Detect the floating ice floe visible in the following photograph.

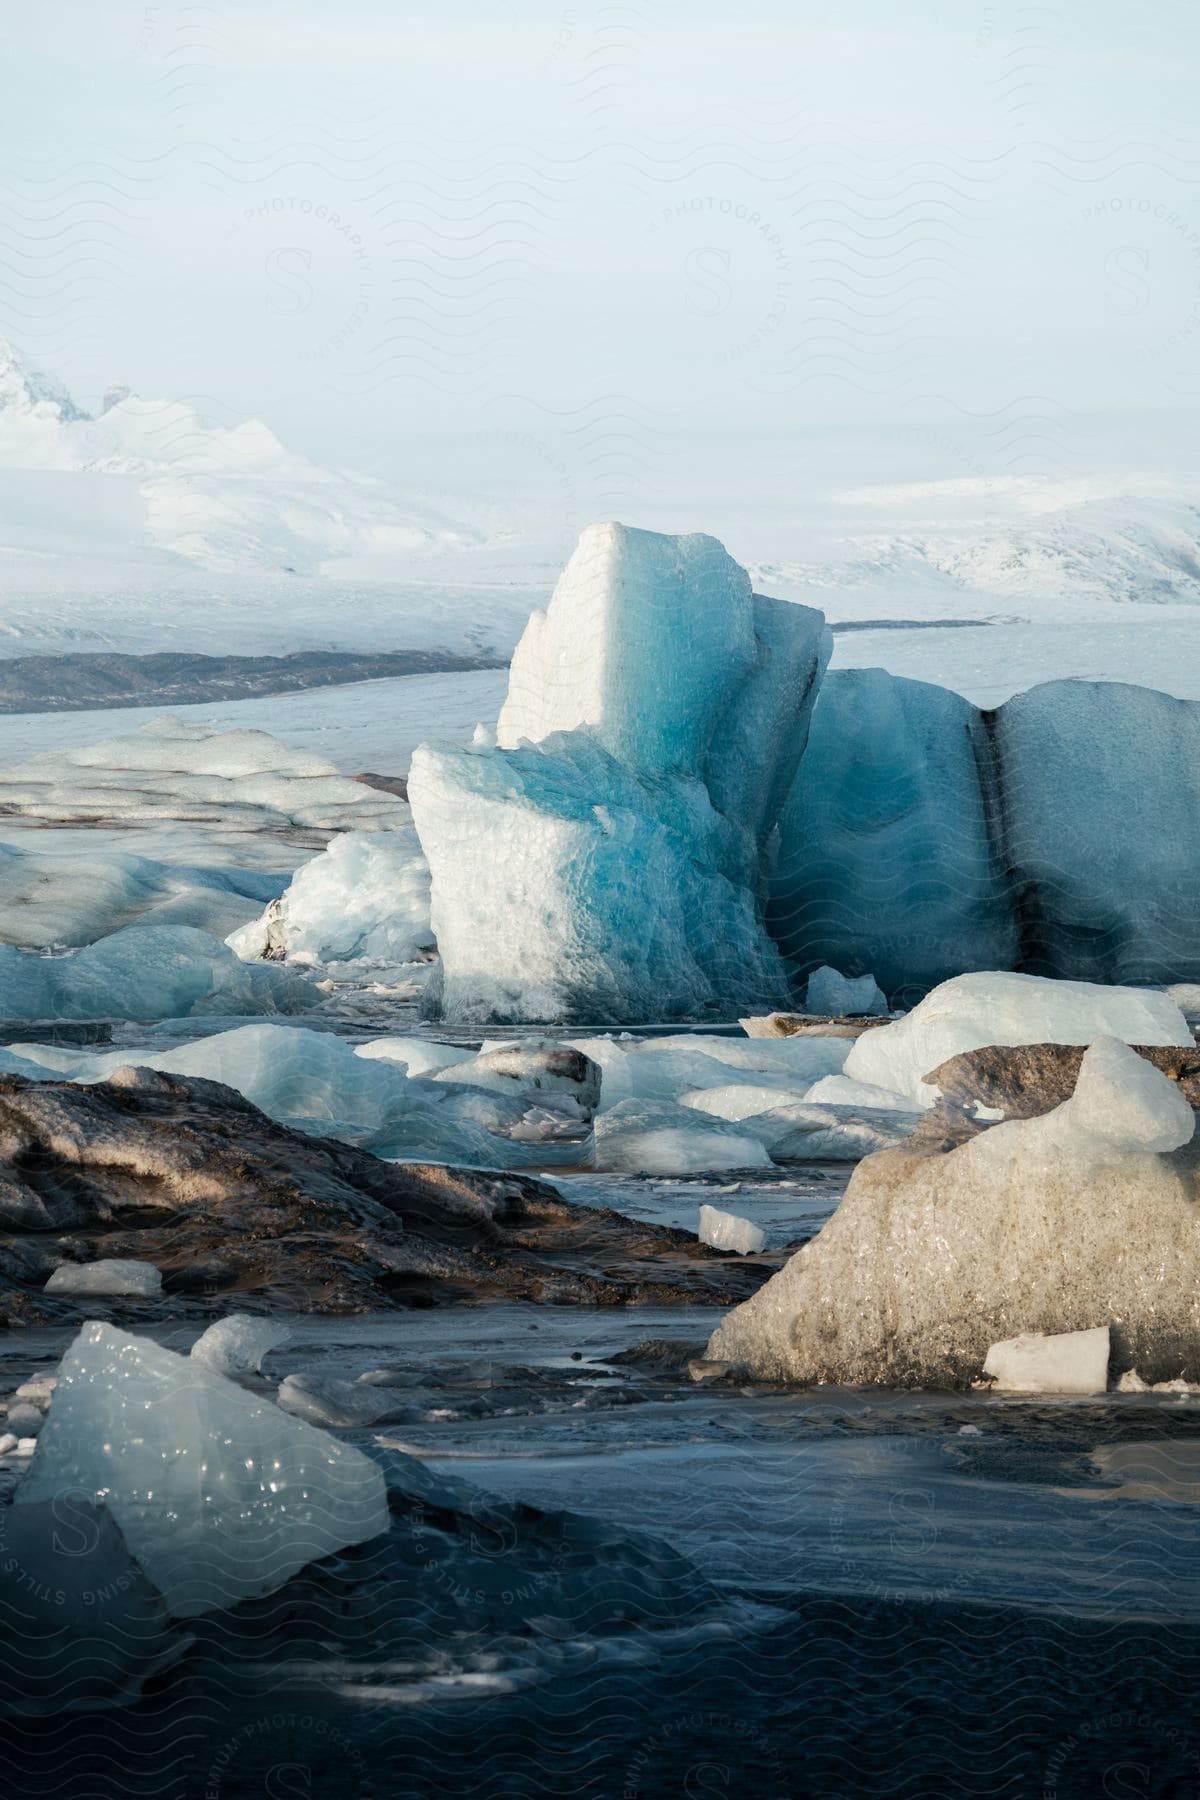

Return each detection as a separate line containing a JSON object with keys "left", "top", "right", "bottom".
{"left": 409, "top": 522, "right": 830, "bottom": 1022}
{"left": 0, "top": 837, "right": 282, "bottom": 949}
{"left": 571, "top": 1032, "right": 850, "bottom": 1110}
{"left": 45, "top": 1258, "right": 162, "bottom": 1297}
{"left": 845, "top": 970, "right": 1193, "bottom": 1106}
{"left": 593, "top": 1099, "right": 773, "bottom": 1174}
{"left": 228, "top": 826, "right": 433, "bottom": 970}
{"left": 0, "top": 922, "right": 316, "bottom": 1022}
{"left": 804, "top": 965, "right": 888, "bottom": 1017}
{"left": 983, "top": 1326, "right": 1110, "bottom": 1395}
{"left": 190, "top": 1313, "right": 291, "bottom": 1378}
{"left": 16, "top": 1321, "right": 390, "bottom": 1617}
{"left": 0, "top": 715, "right": 408, "bottom": 833}
{"left": 698, "top": 1204, "right": 766, "bottom": 1255}
{"left": 708, "top": 1039, "right": 1200, "bottom": 1387}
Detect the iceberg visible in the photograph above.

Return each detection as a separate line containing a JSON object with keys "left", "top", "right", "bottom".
{"left": 0, "top": 923, "right": 316, "bottom": 1022}
{"left": 990, "top": 679, "right": 1200, "bottom": 985}
{"left": 708, "top": 1039, "right": 1200, "bottom": 1387}
{"left": 770, "top": 669, "right": 1017, "bottom": 1003}
{"left": 227, "top": 826, "right": 433, "bottom": 969}
{"left": 410, "top": 523, "right": 830, "bottom": 1023}
{"left": 698, "top": 1203, "right": 766, "bottom": 1255}
{"left": 16, "top": 1321, "right": 389, "bottom": 1617}
{"left": 844, "top": 970, "right": 1193, "bottom": 1105}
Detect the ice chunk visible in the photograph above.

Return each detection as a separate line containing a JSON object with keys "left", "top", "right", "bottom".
{"left": 190, "top": 1314, "right": 291, "bottom": 1378}
{"left": 698, "top": 1204, "right": 766, "bottom": 1255}
{"left": 771, "top": 670, "right": 1017, "bottom": 1002}
{"left": 496, "top": 521, "right": 760, "bottom": 775}
{"left": 0, "top": 838, "right": 281, "bottom": 950}
{"left": 0, "top": 923, "right": 316, "bottom": 1023}
{"left": 804, "top": 965, "right": 888, "bottom": 1017}
{"left": 802, "top": 1073, "right": 916, "bottom": 1111}
{"left": 276, "top": 1372, "right": 402, "bottom": 1428}
{"left": 44, "top": 1258, "right": 162, "bottom": 1297}
{"left": 846, "top": 971, "right": 1193, "bottom": 1105}
{"left": 1168, "top": 982, "right": 1200, "bottom": 1021}
{"left": 984, "top": 1326, "right": 1110, "bottom": 1395}
{"left": 756, "top": 1101, "right": 921, "bottom": 1162}
{"left": 0, "top": 715, "right": 408, "bottom": 833}
{"left": 16, "top": 1321, "right": 389, "bottom": 1617}
{"left": 680, "top": 1083, "right": 814, "bottom": 1122}
{"left": 411, "top": 522, "right": 829, "bottom": 1024}
{"left": 991, "top": 680, "right": 1200, "bottom": 985}
{"left": 594, "top": 1099, "right": 773, "bottom": 1174}
{"left": 228, "top": 827, "right": 433, "bottom": 968}
{"left": 430, "top": 1040, "right": 601, "bottom": 1112}
{"left": 51, "top": 1023, "right": 589, "bottom": 1169}
{"left": 1049, "top": 1036, "right": 1195, "bottom": 1156}
{"left": 355, "top": 1036, "right": 475, "bottom": 1078}
{"left": 410, "top": 731, "right": 794, "bottom": 1024}
{"left": 571, "top": 1033, "right": 850, "bottom": 1110}
{"left": 708, "top": 1041, "right": 1200, "bottom": 1386}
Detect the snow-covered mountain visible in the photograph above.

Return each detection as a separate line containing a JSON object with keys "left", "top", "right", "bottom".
{"left": 0, "top": 338, "right": 477, "bottom": 577}
{"left": 753, "top": 474, "right": 1200, "bottom": 618}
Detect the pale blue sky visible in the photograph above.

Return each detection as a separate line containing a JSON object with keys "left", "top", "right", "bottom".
{"left": 3, "top": 0, "right": 1199, "bottom": 503}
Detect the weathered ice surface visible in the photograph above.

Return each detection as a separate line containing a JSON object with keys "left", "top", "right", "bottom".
{"left": 16, "top": 1322, "right": 390, "bottom": 1617}
{"left": 991, "top": 679, "right": 1200, "bottom": 984}
{"left": 927, "top": 1040, "right": 1200, "bottom": 1119}
{"left": 410, "top": 523, "right": 829, "bottom": 1023}
{"left": 593, "top": 1098, "right": 774, "bottom": 1174}
{"left": 0, "top": 1068, "right": 774, "bottom": 1322}
{"left": 770, "top": 670, "right": 1017, "bottom": 1003}
{"left": 228, "top": 826, "right": 433, "bottom": 969}
{"left": 0, "top": 715, "right": 408, "bottom": 832}
{"left": 708, "top": 1040, "right": 1200, "bottom": 1388}
{"left": 698, "top": 1204, "right": 766, "bottom": 1254}
{"left": 0, "top": 838, "right": 281, "bottom": 949}
{"left": 984, "top": 1325, "right": 1110, "bottom": 1394}
{"left": 0, "top": 923, "right": 315, "bottom": 1022}
{"left": 845, "top": 971, "right": 1193, "bottom": 1105}
{"left": 190, "top": 1313, "right": 291, "bottom": 1377}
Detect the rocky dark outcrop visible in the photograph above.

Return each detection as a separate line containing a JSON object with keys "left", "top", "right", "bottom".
{"left": 0, "top": 1068, "right": 775, "bottom": 1324}
{"left": 927, "top": 1041, "right": 1200, "bottom": 1119}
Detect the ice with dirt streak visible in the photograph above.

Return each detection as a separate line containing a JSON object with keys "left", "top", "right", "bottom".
{"left": 846, "top": 970, "right": 1193, "bottom": 1106}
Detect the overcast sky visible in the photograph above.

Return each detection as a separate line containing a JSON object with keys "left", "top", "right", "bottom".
{"left": 4, "top": 0, "right": 1200, "bottom": 511}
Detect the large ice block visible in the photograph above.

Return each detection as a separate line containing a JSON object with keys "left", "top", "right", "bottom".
{"left": 412, "top": 522, "right": 830, "bottom": 1024}
{"left": 771, "top": 669, "right": 1017, "bottom": 1002}
{"left": 16, "top": 1321, "right": 389, "bottom": 1617}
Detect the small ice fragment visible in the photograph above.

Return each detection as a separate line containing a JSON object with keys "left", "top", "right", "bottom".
{"left": 983, "top": 1326, "right": 1110, "bottom": 1395}
{"left": 190, "top": 1314, "right": 291, "bottom": 1379}
{"left": 698, "top": 1204, "right": 766, "bottom": 1255}
{"left": 276, "top": 1372, "right": 401, "bottom": 1428}
{"left": 45, "top": 1259, "right": 162, "bottom": 1297}
{"left": 0, "top": 1433, "right": 16, "bottom": 1454}
{"left": 5, "top": 1404, "right": 43, "bottom": 1436}
{"left": 1116, "top": 1369, "right": 1150, "bottom": 1393}
{"left": 14, "top": 1376, "right": 56, "bottom": 1405}
{"left": 804, "top": 966, "right": 887, "bottom": 1017}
